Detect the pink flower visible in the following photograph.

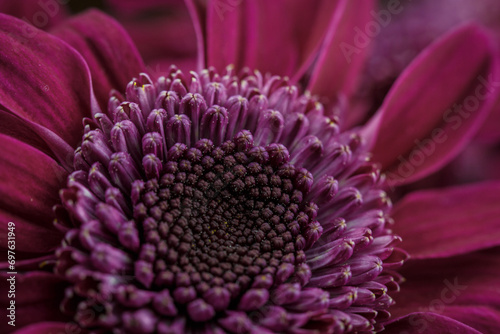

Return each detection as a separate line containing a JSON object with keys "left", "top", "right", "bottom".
{"left": 0, "top": 1, "right": 498, "bottom": 333}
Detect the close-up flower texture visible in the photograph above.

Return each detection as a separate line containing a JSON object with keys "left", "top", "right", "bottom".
{"left": 1, "top": 0, "right": 500, "bottom": 333}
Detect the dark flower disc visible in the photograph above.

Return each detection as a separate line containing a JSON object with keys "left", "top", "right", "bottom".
{"left": 55, "top": 66, "right": 404, "bottom": 333}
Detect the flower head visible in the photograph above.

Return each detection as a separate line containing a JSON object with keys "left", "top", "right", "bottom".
{"left": 55, "top": 66, "right": 402, "bottom": 333}
{"left": 0, "top": 1, "right": 499, "bottom": 334}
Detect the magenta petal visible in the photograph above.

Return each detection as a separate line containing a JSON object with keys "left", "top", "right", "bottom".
{"left": 202, "top": 0, "right": 342, "bottom": 77}
{"left": 50, "top": 9, "right": 146, "bottom": 111}
{"left": 364, "top": 25, "right": 498, "bottom": 186}
{"left": 360, "top": 0, "right": 500, "bottom": 143}
{"left": 117, "top": 5, "right": 197, "bottom": 75}
{"left": 184, "top": 0, "right": 206, "bottom": 71}
{"left": 389, "top": 248, "right": 500, "bottom": 333}
{"left": 106, "top": 0, "right": 185, "bottom": 15}
{"left": 290, "top": 0, "right": 343, "bottom": 83}
{"left": 307, "top": 0, "right": 375, "bottom": 109}
{"left": 11, "top": 322, "right": 83, "bottom": 334}
{"left": 0, "top": 13, "right": 94, "bottom": 149}
{"left": 0, "top": 272, "right": 69, "bottom": 332}
{"left": 0, "top": 0, "right": 68, "bottom": 30}
{"left": 385, "top": 312, "right": 482, "bottom": 334}
{"left": 0, "top": 108, "right": 74, "bottom": 171}
{"left": 0, "top": 134, "right": 66, "bottom": 254}
{"left": 0, "top": 209, "right": 63, "bottom": 259}
{"left": 186, "top": 0, "right": 243, "bottom": 72}
{"left": 441, "top": 306, "right": 500, "bottom": 334}
{"left": 393, "top": 181, "right": 500, "bottom": 259}
{"left": 204, "top": 0, "right": 241, "bottom": 72}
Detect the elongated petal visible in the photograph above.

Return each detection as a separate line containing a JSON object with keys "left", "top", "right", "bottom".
{"left": 0, "top": 134, "right": 66, "bottom": 256}
{"left": 184, "top": 0, "right": 206, "bottom": 71}
{"left": 393, "top": 181, "right": 500, "bottom": 259}
{"left": 0, "top": 209, "right": 63, "bottom": 260}
{"left": 364, "top": 25, "right": 498, "bottom": 186}
{"left": 201, "top": 0, "right": 341, "bottom": 78}
{"left": 0, "top": 272, "right": 69, "bottom": 332}
{"left": 0, "top": 108, "right": 74, "bottom": 171}
{"left": 117, "top": 4, "right": 197, "bottom": 75}
{"left": 389, "top": 247, "right": 500, "bottom": 333}
{"left": 50, "top": 9, "right": 146, "bottom": 111}
{"left": 0, "top": 13, "right": 94, "bottom": 148}
{"left": 359, "top": 0, "right": 500, "bottom": 143}
{"left": 307, "top": 0, "right": 375, "bottom": 109}
{"left": 205, "top": 0, "right": 241, "bottom": 71}
{"left": 385, "top": 312, "right": 482, "bottom": 334}
{"left": 290, "top": 0, "right": 343, "bottom": 83}
{"left": 440, "top": 306, "right": 500, "bottom": 334}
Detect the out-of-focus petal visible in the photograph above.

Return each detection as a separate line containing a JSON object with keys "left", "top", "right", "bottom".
{"left": 0, "top": 272, "right": 69, "bottom": 332}
{"left": 118, "top": 6, "right": 197, "bottom": 75}
{"left": 477, "top": 91, "right": 500, "bottom": 142}
{"left": 147, "top": 57, "right": 198, "bottom": 77}
{"left": 0, "top": 13, "right": 94, "bottom": 149}
{"left": 364, "top": 25, "right": 498, "bottom": 186}
{"left": 0, "top": 0, "right": 68, "bottom": 29}
{"left": 0, "top": 134, "right": 66, "bottom": 258}
{"left": 389, "top": 247, "right": 500, "bottom": 333}
{"left": 307, "top": 0, "right": 375, "bottom": 111}
{"left": 106, "top": 0, "right": 185, "bottom": 15}
{"left": 193, "top": 0, "right": 341, "bottom": 78}
{"left": 359, "top": 0, "right": 500, "bottom": 142}
{"left": 393, "top": 181, "right": 500, "bottom": 259}
{"left": 204, "top": 0, "right": 243, "bottom": 72}
{"left": 184, "top": 0, "right": 207, "bottom": 71}
{"left": 451, "top": 142, "right": 500, "bottom": 183}
{"left": 385, "top": 312, "right": 482, "bottom": 334}
{"left": 50, "top": 9, "right": 146, "bottom": 111}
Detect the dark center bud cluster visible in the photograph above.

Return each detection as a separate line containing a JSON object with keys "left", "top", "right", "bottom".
{"left": 129, "top": 131, "right": 318, "bottom": 322}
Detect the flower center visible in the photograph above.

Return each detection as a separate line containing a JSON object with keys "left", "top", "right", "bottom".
{"left": 133, "top": 132, "right": 318, "bottom": 314}
{"left": 55, "top": 66, "right": 402, "bottom": 333}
